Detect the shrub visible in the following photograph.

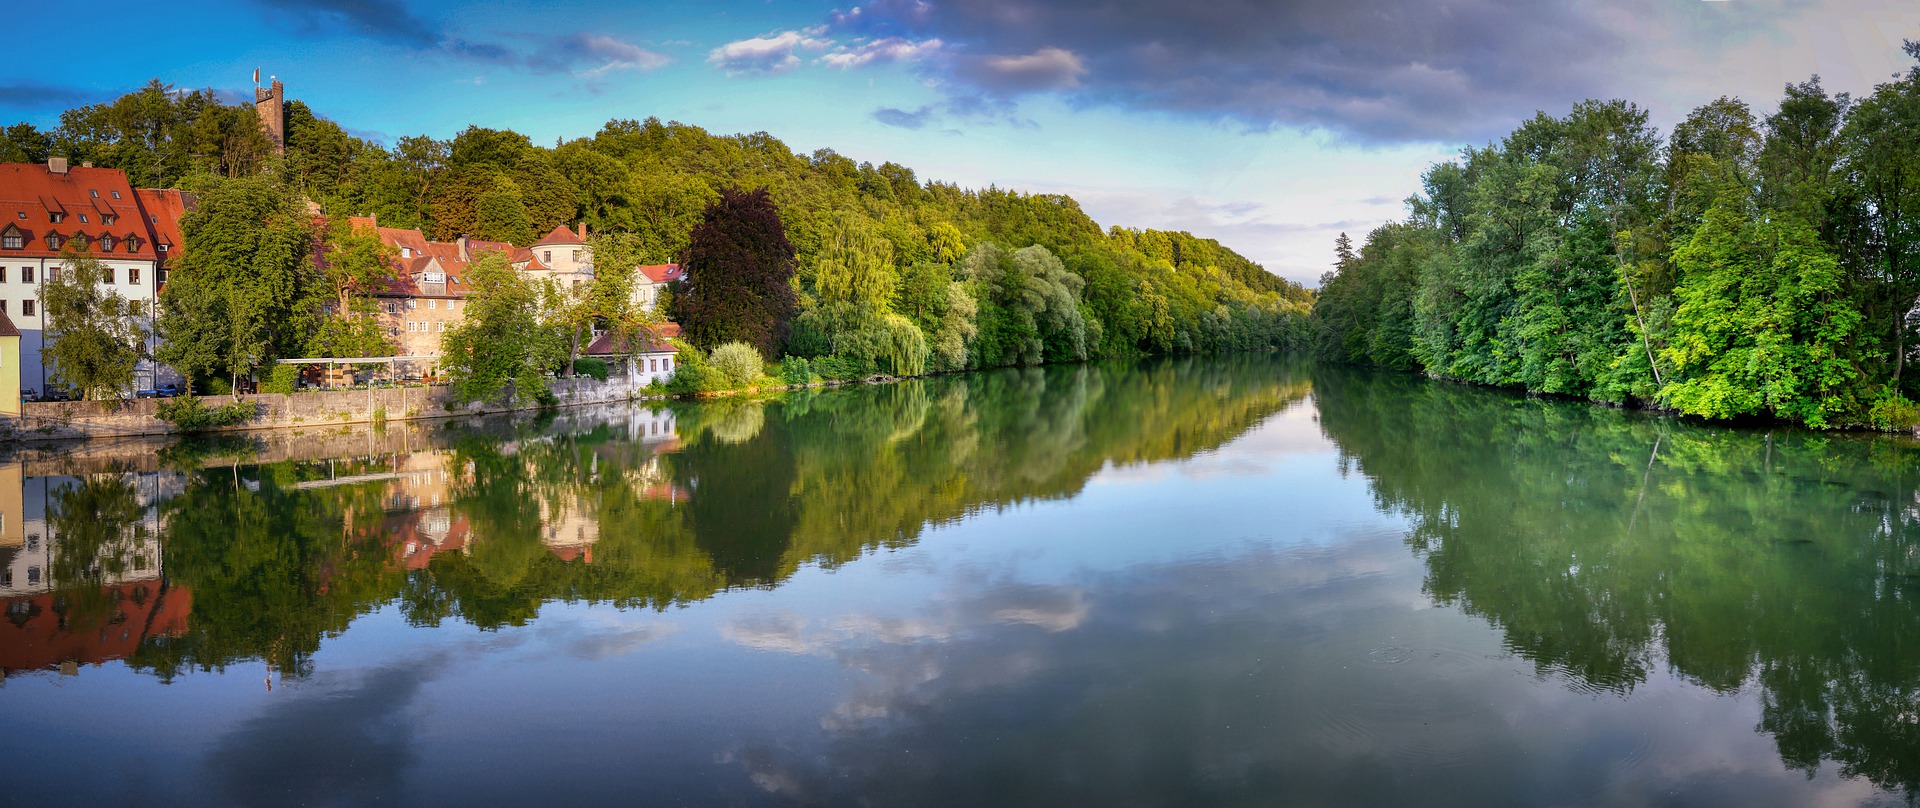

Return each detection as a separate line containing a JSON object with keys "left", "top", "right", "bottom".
{"left": 204, "top": 377, "right": 233, "bottom": 396}
{"left": 1870, "top": 390, "right": 1920, "bottom": 432}
{"left": 811, "top": 354, "right": 873, "bottom": 381}
{"left": 666, "top": 340, "right": 718, "bottom": 395}
{"left": 260, "top": 364, "right": 300, "bottom": 395}
{"left": 571, "top": 357, "right": 610, "bottom": 381}
{"left": 157, "top": 397, "right": 258, "bottom": 432}
{"left": 779, "top": 356, "right": 812, "bottom": 386}
{"left": 710, "top": 342, "right": 765, "bottom": 387}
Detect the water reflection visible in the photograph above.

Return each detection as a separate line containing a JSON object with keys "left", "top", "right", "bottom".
{"left": 1312, "top": 367, "right": 1920, "bottom": 798}
{"left": 0, "top": 357, "right": 1309, "bottom": 682}
{"left": 11, "top": 358, "right": 1920, "bottom": 805}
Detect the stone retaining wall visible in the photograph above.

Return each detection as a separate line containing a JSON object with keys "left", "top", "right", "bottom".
{"left": 0, "top": 375, "right": 661, "bottom": 443}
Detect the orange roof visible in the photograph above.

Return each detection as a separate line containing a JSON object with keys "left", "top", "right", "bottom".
{"left": 0, "top": 309, "right": 18, "bottom": 337}
{"left": 132, "top": 188, "right": 193, "bottom": 268}
{"left": 0, "top": 162, "right": 160, "bottom": 261}
{"left": 0, "top": 583, "right": 192, "bottom": 673}
{"left": 638, "top": 263, "right": 684, "bottom": 283}
{"left": 533, "top": 223, "right": 586, "bottom": 247}
{"left": 585, "top": 327, "right": 678, "bottom": 356}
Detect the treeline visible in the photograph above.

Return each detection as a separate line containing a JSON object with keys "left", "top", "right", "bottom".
{"left": 4, "top": 80, "right": 1311, "bottom": 396}
{"left": 1313, "top": 43, "right": 1920, "bottom": 429}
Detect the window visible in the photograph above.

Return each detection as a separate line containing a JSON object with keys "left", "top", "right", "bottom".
{"left": 0, "top": 267, "right": 7, "bottom": 282}
{"left": 79, "top": 214, "right": 89, "bottom": 224}
{"left": 1, "top": 301, "right": 7, "bottom": 314}
{"left": 103, "top": 266, "right": 114, "bottom": 283}
{"left": 543, "top": 250, "right": 551, "bottom": 263}
{"left": 126, "top": 235, "right": 141, "bottom": 253}
{"left": 22, "top": 267, "right": 33, "bottom": 283}
{"left": 649, "top": 358, "right": 657, "bottom": 372}
{"left": 71, "top": 234, "right": 88, "bottom": 250}
{"left": 26, "top": 567, "right": 38, "bottom": 585}
{"left": 437, "top": 321, "right": 446, "bottom": 332}
{"left": 89, "top": 189, "right": 99, "bottom": 198}
{"left": 157, "top": 244, "right": 167, "bottom": 253}
{"left": 102, "top": 214, "right": 115, "bottom": 226}
{"left": 45, "top": 234, "right": 61, "bottom": 250}
{"left": 1, "top": 233, "right": 18, "bottom": 250}
{"left": 665, "top": 357, "right": 672, "bottom": 371}
{"left": 100, "top": 235, "right": 116, "bottom": 251}
{"left": 572, "top": 250, "right": 582, "bottom": 262}
{"left": 386, "top": 301, "right": 397, "bottom": 313}
{"left": 111, "top": 190, "right": 121, "bottom": 199}
{"left": 428, "top": 299, "right": 437, "bottom": 310}
{"left": 22, "top": 300, "right": 33, "bottom": 317}
{"left": 49, "top": 212, "right": 63, "bottom": 223}
{"left": 389, "top": 326, "right": 398, "bottom": 336}
{"left": 407, "top": 299, "right": 416, "bottom": 309}
{"left": 129, "top": 266, "right": 139, "bottom": 284}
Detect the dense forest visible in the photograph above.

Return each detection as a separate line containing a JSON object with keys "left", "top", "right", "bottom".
{"left": 0, "top": 81, "right": 1311, "bottom": 388}
{"left": 1313, "top": 42, "right": 1920, "bottom": 429}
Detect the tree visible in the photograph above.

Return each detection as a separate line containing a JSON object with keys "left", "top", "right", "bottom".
{"left": 678, "top": 187, "right": 798, "bottom": 357}
{"left": 156, "top": 175, "right": 320, "bottom": 394}
{"left": 42, "top": 249, "right": 147, "bottom": 400}
{"left": 307, "top": 219, "right": 398, "bottom": 358}
{"left": 440, "top": 252, "right": 560, "bottom": 405}
{"left": 473, "top": 174, "right": 536, "bottom": 246}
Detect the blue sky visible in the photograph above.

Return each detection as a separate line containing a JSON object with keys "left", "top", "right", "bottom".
{"left": 3, "top": 0, "right": 1916, "bottom": 285}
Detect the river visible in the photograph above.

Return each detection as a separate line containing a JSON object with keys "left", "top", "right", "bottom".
{"left": 1, "top": 356, "right": 1915, "bottom": 806}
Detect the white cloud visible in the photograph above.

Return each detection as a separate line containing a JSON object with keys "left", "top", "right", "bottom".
{"left": 708, "top": 30, "right": 832, "bottom": 75}
{"left": 964, "top": 46, "right": 1087, "bottom": 93}
{"left": 820, "top": 37, "right": 944, "bottom": 69}
{"left": 573, "top": 34, "right": 671, "bottom": 77}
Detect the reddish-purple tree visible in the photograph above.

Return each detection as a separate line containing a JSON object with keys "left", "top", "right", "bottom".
{"left": 677, "top": 187, "right": 798, "bottom": 358}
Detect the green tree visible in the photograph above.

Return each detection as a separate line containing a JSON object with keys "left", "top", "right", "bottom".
{"left": 440, "top": 252, "right": 561, "bottom": 405}
{"left": 157, "top": 175, "right": 320, "bottom": 394}
{"left": 42, "top": 248, "right": 148, "bottom": 400}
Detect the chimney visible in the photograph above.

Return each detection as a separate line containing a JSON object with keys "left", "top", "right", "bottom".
{"left": 457, "top": 235, "right": 470, "bottom": 261}
{"left": 47, "top": 157, "right": 67, "bottom": 175}
{"left": 577, "top": 222, "right": 588, "bottom": 240}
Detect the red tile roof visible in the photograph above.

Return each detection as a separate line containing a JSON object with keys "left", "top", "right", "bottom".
{"left": 533, "top": 223, "right": 587, "bottom": 247}
{"left": 0, "top": 308, "right": 18, "bottom": 337}
{"left": 0, "top": 162, "right": 160, "bottom": 261}
{"left": 133, "top": 188, "right": 194, "bottom": 268}
{"left": 638, "top": 263, "right": 684, "bottom": 283}
{"left": 585, "top": 326, "right": 678, "bottom": 356}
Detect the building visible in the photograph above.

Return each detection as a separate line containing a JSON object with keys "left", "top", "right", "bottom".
{"left": 585, "top": 327, "right": 680, "bottom": 386}
{"left": 0, "top": 159, "right": 184, "bottom": 395}
{"left": 0, "top": 310, "right": 17, "bottom": 415}
{"left": 634, "top": 263, "right": 684, "bottom": 313}
{"left": 255, "top": 78, "right": 286, "bottom": 155}
{"left": 517, "top": 224, "right": 595, "bottom": 293}
{"left": 349, "top": 216, "right": 521, "bottom": 363}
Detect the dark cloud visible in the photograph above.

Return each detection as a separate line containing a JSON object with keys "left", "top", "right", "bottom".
{"left": 247, "top": 0, "right": 664, "bottom": 77}
{"left": 874, "top": 106, "right": 936, "bottom": 129}
{"left": 0, "top": 81, "right": 99, "bottom": 110}
{"left": 205, "top": 657, "right": 443, "bottom": 806}
{"left": 829, "top": 0, "right": 1822, "bottom": 143}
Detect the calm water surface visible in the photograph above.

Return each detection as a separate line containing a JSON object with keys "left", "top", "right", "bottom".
{"left": 2, "top": 357, "right": 1917, "bottom": 806}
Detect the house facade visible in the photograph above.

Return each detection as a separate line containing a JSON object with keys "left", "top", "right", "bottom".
{"left": 634, "top": 263, "right": 684, "bottom": 313}
{"left": 0, "top": 159, "right": 186, "bottom": 396}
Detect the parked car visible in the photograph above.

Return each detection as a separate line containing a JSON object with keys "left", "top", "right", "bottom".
{"left": 39, "top": 389, "right": 74, "bottom": 402}
{"left": 21, "top": 388, "right": 37, "bottom": 403}
{"left": 136, "top": 384, "right": 182, "bottom": 399}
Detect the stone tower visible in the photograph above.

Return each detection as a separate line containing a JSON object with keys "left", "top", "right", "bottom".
{"left": 255, "top": 79, "right": 285, "bottom": 155}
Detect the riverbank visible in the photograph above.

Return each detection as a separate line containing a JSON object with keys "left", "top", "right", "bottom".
{"left": 0, "top": 374, "right": 664, "bottom": 443}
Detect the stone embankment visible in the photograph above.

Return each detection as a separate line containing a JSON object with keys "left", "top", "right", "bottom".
{"left": 1, "top": 375, "right": 660, "bottom": 443}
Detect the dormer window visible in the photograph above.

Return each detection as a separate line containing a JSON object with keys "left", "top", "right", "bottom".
{"left": 14, "top": 212, "right": 23, "bottom": 220}
{"left": 125, "top": 235, "right": 142, "bottom": 253}
{"left": 49, "top": 212, "right": 64, "bottom": 224}
{"left": 100, "top": 234, "right": 116, "bottom": 251}
{"left": 79, "top": 214, "right": 89, "bottom": 224}
{"left": 2, "top": 231, "right": 20, "bottom": 250}
{"left": 110, "top": 190, "right": 121, "bottom": 199}
{"left": 45, "top": 233, "right": 62, "bottom": 250}
{"left": 89, "top": 190, "right": 98, "bottom": 198}
{"left": 102, "top": 214, "right": 115, "bottom": 226}
{"left": 71, "top": 233, "right": 90, "bottom": 250}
